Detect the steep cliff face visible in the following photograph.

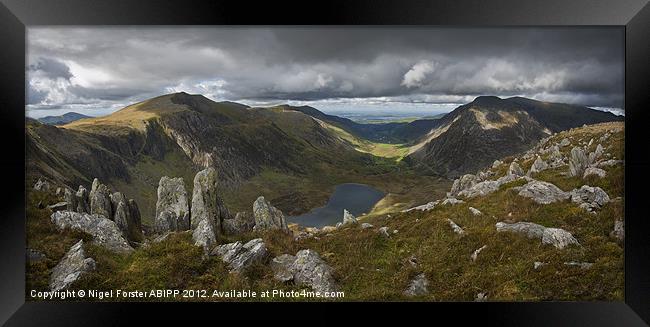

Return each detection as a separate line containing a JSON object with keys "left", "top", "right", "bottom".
{"left": 406, "top": 96, "right": 622, "bottom": 178}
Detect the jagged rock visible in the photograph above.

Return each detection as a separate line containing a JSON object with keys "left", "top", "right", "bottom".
{"left": 611, "top": 219, "right": 624, "bottom": 242}
{"left": 559, "top": 138, "right": 571, "bottom": 147}
{"left": 252, "top": 196, "right": 288, "bottom": 231}
{"left": 471, "top": 245, "right": 487, "bottom": 261}
{"left": 47, "top": 202, "right": 68, "bottom": 212}
{"left": 508, "top": 161, "right": 524, "bottom": 177}
{"left": 155, "top": 176, "right": 190, "bottom": 233}
{"left": 533, "top": 261, "right": 546, "bottom": 270}
{"left": 492, "top": 160, "right": 503, "bottom": 169}
{"left": 111, "top": 192, "right": 142, "bottom": 242}
{"left": 588, "top": 144, "right": 605, "bottom": 163}
{"left": 342, "top": 209, "right": 358, "bottom": 226}
{"left": 511, "top": 180, "right": 570, "bottom": 204}
{"left": 211, "top": 238, "right": 268, "bottom": 273}
{"left": 469, "top": 207, "right": 482, "bottom": 216}
{"left": 222, "top": 212, "right": 255, "bottom": 235}
{"left": 495, "top": 221, "right": 579, "bottom": 249}
{"left": 33, "top": 178, "right": 51, "bottom": 192}
{"left": 475, "top": 292, "right": 488, "bottom": 302}
{"left": 75, "top": 186, "right": 90, "bottom": 214}
{"left": 564, "top": 261, "right": 593, "bottom": 269}
{"left": 404, "top": 273, "right": 429, "bottom": 297}
{"left": 378, "top": 226, "right": 391, "bottom": 238}
{"left": 441, "top": 197, "right": 464, "bottom": 206}
{"left": 191, "top": 168, "right": 221, "bottom": 251}
{"left": 361, "top": 223, "right": 374, "bottom": 229}
{"left": 55, "top": 187, "right": 63, "bottom": 197}
{"left": 447, "top": 219, "right": 464, "bottom": 235}
{"left": 450, "top": 174, "right": 479, "bottom": 196}
{"left": 569, "top": 147, "right": 589, "bottom": 177}
{"left": 49, "top": 240, "right": 96, "bottom": 291}
{"left": 27, "top": 249, "right": 46, "bottom": 263}
{"left": 51, "top": 211, "right": 133, "bottom": 253}
{"left": 528, "top": 156, "right": 549, "bottom": 175}
{"left": 594, "top": 159, "right": 623, "bottom": 168}
{"left": 583, "top": 167, "right": 606, "bottom": 178}
{"left": 570, "top": 185, "right": 609, "bottom": 212}
{"left": 279, "top": 249, "right": 339, "bottom": 293}
{"left": 89, "top": 178, "right": 113, "bottom": 219}
{"left": 64, "top": 188, "right": 77, "bottom": 212}
{"left": 270, "top": 254, "right": 296, "bottom": 282}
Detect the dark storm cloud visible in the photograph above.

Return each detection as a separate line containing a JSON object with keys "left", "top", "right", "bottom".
{"left": 26, "top": 27, "right": 624, "bottom": 117}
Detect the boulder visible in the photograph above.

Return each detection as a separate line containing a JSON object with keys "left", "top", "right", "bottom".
{"left": 583, "top": 167, "right": 606, "bottom": 179}
{"left": 191, "top": 168, "right": 221, "bottom": 250}
{"left": 588, "top": 144, "right": 605, "bottom": 163}
{"left": 89, "top": 178, "right": 113, "bottom": 219}
{"left": 570, "top": 185, "right": 610, "bottom": 212}
{"left": 469, "top": 207, "right": 482, "bottom": 216}
{"left": 378, "top": 226, "right": 391, "bottom": 238}
{"left": 272, "top": 249, "right": 338, "bottom": 293}
{"left": 450, "top": 174, "right": 479, "bottom": 196}
{"left": 252, "top": 196, "right": 288, "bottom": 231}
{"left": 511, "top": 180, "right": 570, "bottom": 204}
{"left": 342, "top": 209, "right": 358, "bottom": 226}
{"left": 404, "top": 273, "right": 429, "bottom": 297}
{"left": 447, "top": 219, "right": 464, "bottom": 235}
{"left": 559, "top": 138, "right": 570, "bottom": 147}
{"left": 508, "top": 161, "right": 524, "bottom": 177}
{"left": 528, "top": 156, "right": 549, "bottom": 175}
{"left": 51, "top": 211, "right": 133, "bottom": 253}
{"left": 155, "top": 176, "right": 190, "bottom": 233}
{"left": 611, "top": 219, "right": 624, "bottom": 242}
{"left": 33, "top": 178, "right": 51, "bottom": 192}
{"left": 496, "top": 221, "right": 578, "bottom": 249}
{"left": 492, "top": 160, "right": 503, "bottom": 169}
{"left": 75, "top": 186, "right": 90, "bottom": 214}
{"left": 211, "top": 238, "right": 268, "bottom": 273}
{"left": 568, "top": 146, "right": 589, "bottom": 177}
{"left": 361, "top": 223, "right": 374, "bottom": 230}
{"left": 222, "top": 212, "right": 255, "bottom": 235}
{"left": 49, "top": 240, "right": 96, "bottom": 291}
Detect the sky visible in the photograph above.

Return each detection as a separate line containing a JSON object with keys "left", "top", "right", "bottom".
{"left": 26, "top": 27, "right": 625, "bottom": 119}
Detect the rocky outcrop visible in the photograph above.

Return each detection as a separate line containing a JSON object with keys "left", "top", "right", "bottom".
{"left": 588, "top": 144, "right": 605, "bottom": 163}
{"left": 404, "top": 273, "right": 429, "bottom": 297}
{"left": 508, "top": 161, "right": 524, "bottom": 177}
{"left": 155, "top": 176, "right": 190, "bottom": 233}
{"left": 252, "top": 196, "right": 288, "bottom": 232}
{"left": 271, "top": 249, "right": 339, "bottom": 293}
{"left": 495, "top": 221, "right": 579, "bottom": 249}
{"left": 190, "top": 168, "right": 221, "bottom": 251}
{"left": 51, "top": 211, "right": 133, "bottom": 253}
{"left": 457, "top": 174, "right": 521, "bottom": 199}
{"left": 450, "top": 174, "right": 479, "bottom": 196}
{"left": 569, "top": 146, "right": 589, "bottom": 177}
{"left": 211, "top": 238, "right": 268, "bottom": 273}
{"left": 111, "top": 192, "right": 143, "bottom": 243}
{"left": 49, "top": 240, "right": 96, "bottom": 291}
{"left": 222, "top": 212, "right": 255, "bottom": 235}
{"left": 528, "top": 156, "right": 549, "bottom": 175}
{"left": 570, "top": 185, "right": 609, "bottom": 212}
{"left": 583, "top": 167, "right": 606, "bottom": 178}
{"left": 75, "top": 186, "right": 90, "bottom": 214}
{"left": 64, "top": 188, "right": 77, "bottom": 212}
{"left": 511, "top": 180, "right": 570, "bottom": 204}
{"left": 89, "top": 178, "right": 113, "bottom": 219}
{"left": 342, "top": 209, "right": 358, "bottom": 226}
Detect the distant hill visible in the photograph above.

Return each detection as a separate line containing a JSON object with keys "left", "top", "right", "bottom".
{"left": 37, "top": 112, "right": 91, "bottom": 125}
{"left": 406, "top": 96, "right": 624, "bottom": 178}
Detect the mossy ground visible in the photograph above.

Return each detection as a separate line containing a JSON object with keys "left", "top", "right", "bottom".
{"left": 26, "top": 122, "right": 623, "bottom": 302}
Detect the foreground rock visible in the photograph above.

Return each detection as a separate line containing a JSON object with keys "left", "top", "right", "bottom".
{"left": 51, "top": 211, "right": 133, "bottom": 253}
{"left": 495, "top": 221, "right": 579, "bottom": 249}
{"left": 191, "top": 168, "right": 221, "bottom": 251}
{"left": 155, "top": 176, "right": 190, "bottom": 233}
{"left": 512, "top": 180, "right": 570, "bottom": 204}
{"left": 570, "top": 185, "right": 610, "bottom": 212}
{"left": 404, "top": 273, "right": 429, "bottom": 297}
{"left": 49, "top": 240, "right": 96, "bottom": 291}
{"left": 569, "top": 146, "right": 589, "bottom": 177}
{"left": 252, "top": 196, "right": 288, "bottom": 232}
{"left": 271, "top": 249, "right": 339, "bottom": 293}
{"left": 111, "top": 192, "right": 142, "bottom": 243}
{"left": 89, "top": 178, "right": 113, "bottom": 219}
{"left": 342, "top": 209, "right": 358, "bottom": 226}
{"left": 450, "top": 174, "right": 479, "bottom": 197}
{"left": 211, "top": 238, "right": 268, "bottom": 273}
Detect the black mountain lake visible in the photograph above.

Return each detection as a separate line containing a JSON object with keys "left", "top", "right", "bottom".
{"left": 287, "top": 183, "right": 385, "bottom": 228}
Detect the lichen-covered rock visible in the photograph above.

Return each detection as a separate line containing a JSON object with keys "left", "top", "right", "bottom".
{"left": 51, "top": 211, "right": 133, "bottom": 253}
{"left": 447, "top": 219, "right": 464, "bottom": 235}
{"left": 559, "top": 138, "right": 571, "bottom": 147}
{"left": 89, "top": 178, "right": 112, "bottom": 219}
{"left": 33, "top": 178, "right": 51, "bottom": 192}
{"left": 469, "top": 207, "right": 482, "bottom": 216}
{"left": 191, "top": 168, "right": 221, "bottom": 250}
{"left": 508, "top": 161, "right": 524, "bottom": 177}
{"left": 47, "top": 202, "right": 68, "bottom": 212}
{"left": 441, "top": 197, "right": 464, "bottom": 206}
{"left": 211, "top": 238, "right": 268, "bottom": 273}
{"left": 342, "top": 209, "right": 358, "bottom": 225}
{"left": 404, "top": 273, "right": 429, "bottom": 297}
{"left": 594, "top": 159, "right": 623, "bottom": 168}
{"left": 75, "top": 186, "right": 90, "bottom": 214}
{"left": 588, "top": 144, "right": 605, "bottom": 163}
{"left": 252, "top": 196, "right": 288, "bottom": 231}
{"left": 528, "top": 156, "right": 549, "bottom": 175}
{"left": 511, "top": 180, "right": 570, "bottom": 204}
{"left": 222, "top": 212, "right": 255, "bottom": 235}
{"left": 611, "top": 219, "right": 624, "bottom": 242}
{"left": 450, "top": 174, "right": 479, "bottom": 196}
{"left": 569, "top": 146, "right": 589, "bottom": 177}
{"left": 403, "top": 200, "right": 439, "bottom": 212}
{"left": 570, "top": 185, "right": 610, "bottom": 212}
{"left": 496, "top": 221, "right": 578, "bottom": 249}
{"left": 270, "top": 254, "right": 296, "bottom": 282}
{"left": 110, "top": 192, "right": 142, "bottom": 242}
{"left": 290, "top": 249, "right": 339, "bottom": 293}
{"left": 64, "top": 188, "right": 77, "bottom": 212}
{"left": 49, "top": 240, "right": 96, "bottom": 291}
{"left": 583, "top": 167, "right": 606, "bottom": 179}
{"left": 155, "top": 176, "right": 190, "bottom": 233}
{"left": 492, "top": 160, "right": 503, "bottom": 169}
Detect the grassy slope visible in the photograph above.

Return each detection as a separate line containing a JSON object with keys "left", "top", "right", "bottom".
{"left": 27, "top": 122, "right": 623, "bottom": 301}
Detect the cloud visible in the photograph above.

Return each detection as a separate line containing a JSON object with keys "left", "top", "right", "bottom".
{"left": 26, "top": 27, "right": 624, "bottom": 118}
